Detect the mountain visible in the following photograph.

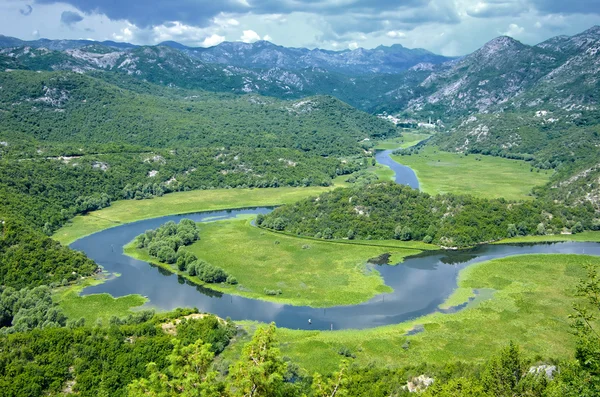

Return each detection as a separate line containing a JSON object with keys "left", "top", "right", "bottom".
{"left": 0, "top": 35, "right": 452, "bottom": 75}
{"left": 0, "top": 70, "right": 397, "bottom": 155}
{"left": 0, "top": 43, "right": 418, "bottom": 111}
{"left": 0, "top": 34, "right": 136, "bottom": 50}
{"left": 177, "top": 40, "right": 452, "bottom": 74}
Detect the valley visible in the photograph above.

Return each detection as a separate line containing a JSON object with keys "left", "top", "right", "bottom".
{"left": 2, "top": 23, "right": 600, "bottom": 397}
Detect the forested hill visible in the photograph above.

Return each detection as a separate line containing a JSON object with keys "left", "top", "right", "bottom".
{"left": 259, "top": 182, "right": 598, "bottom": 247}
{"left": 0, "top": 70, "right": 397, "bottom": 156}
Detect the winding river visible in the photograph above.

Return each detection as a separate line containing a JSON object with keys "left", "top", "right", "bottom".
{"left": 72, "top": 150, "right": 600, "bottom": 330}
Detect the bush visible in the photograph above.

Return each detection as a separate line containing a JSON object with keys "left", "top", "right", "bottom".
{"left": 226, "top": 275, "right": 238, "bottom": 285}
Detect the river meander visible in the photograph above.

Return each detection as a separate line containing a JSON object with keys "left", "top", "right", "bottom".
{"left": 71, "top": 150, "right": 600, "bottom": 330}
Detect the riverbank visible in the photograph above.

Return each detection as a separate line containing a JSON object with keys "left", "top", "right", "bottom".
{"left": 54, "top": 185, "right": 338, "bottom": 245}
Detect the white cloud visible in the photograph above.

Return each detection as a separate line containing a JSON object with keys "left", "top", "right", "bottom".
{"left": 32, "top": 29, "right": 40, "bottom": 39}
{"left": 348, "top": 42, "right": 359, "bottom": 50}
{"left": 240, "top": 29, "right": 261, "bottom": 43}
{"left": 201, "top": 34, "right": 225, "bottom": 47}
{"left": 503, "top": 23, "right": 524, "bottom": 37}
{"left": 386, "top": 31, "right": 406, "bottom": 38}
{"left": 113, "top": 26, "right": 134, "bottom": 42}
{"left": 263, "top": 34, "right": 272, "bottom": 42}
{"left": 214, "top": 15, "right": 240, "bottom": 28}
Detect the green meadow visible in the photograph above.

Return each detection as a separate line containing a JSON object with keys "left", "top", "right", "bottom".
{"left": 391, "top": 146, "right": 551, "bottom": 200}
{"left": 375, "top": 133, "right": 432, "bottom": 150}
{"left": 495, "top": 231, "right": 600, "bottom": 244}
{"left": 126, "top": 218, "right": 435, "bottom": 307}
{"left": 269, "top": 254, "right": 599, "bottom": 374}
{"left": 53, "top": 277, "right": 147, "bottom": 324}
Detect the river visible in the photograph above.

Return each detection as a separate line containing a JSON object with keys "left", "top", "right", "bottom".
{"left": 72, "top": 150, "right": 600, "bottom": 330}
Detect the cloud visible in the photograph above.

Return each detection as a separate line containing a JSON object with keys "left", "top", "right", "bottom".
{"left": 61, "top": 10, "right": 84, "bottom": 26}
{"left": 240, "top": 29, "right": 261, "bottom": 43}
{"left": 32, "top": 29, "right": 40, "bottom": 38}
{"left": 503, "top": 23, "right": 525, "bottom": 36}
{"left": 201, "top": 34, "right": 225, "bottom": 47}
{"left": 33, "top": 0, "right": 449, "bottom": 33}
{"left": 20, "top": 5, "right": 33, "bottom": 16}
{"left": 530, "top": 0, "right": 600, "bottom": 15}
{"left": 263, "top": 34, "right": 272, "bottom": 41}
{"left": 386, "top": 31, "right": 406, "bottom": 38}
{"left": 467, "top": 1, "right": 529, "bottom": 18}
{"left": 348, "top": 42, "right": 359, "bottom": 50}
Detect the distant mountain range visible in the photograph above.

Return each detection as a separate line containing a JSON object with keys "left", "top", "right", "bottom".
{"left": 0, "top": 35, "right": 451, "bottom": 75}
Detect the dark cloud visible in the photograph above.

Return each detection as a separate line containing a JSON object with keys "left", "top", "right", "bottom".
{"left": 61, "top": 10, "right": 84, "bottom": 26}
{"left": 530, "top": 0, "right": 600, "bottom": 15}
{"left": 467, "top": 0, "right": 529, "bottom": 18}
{"left": 19, "top": 5, "right": 33, "bottom": 16}
{"left": 34, "top": 0, "right": 431, "bottom": 28}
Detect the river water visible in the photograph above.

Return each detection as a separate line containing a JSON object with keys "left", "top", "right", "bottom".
{"left": 72, "top": 151, "right": 600, "bottom": 330}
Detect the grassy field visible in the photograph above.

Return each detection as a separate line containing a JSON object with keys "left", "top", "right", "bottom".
{"left": 263, "top": 254, "right": 599, "bottom": 374}
{"left": 375, "top": 133, "right": 431, "bottom": 150}
{"left": 54, "top": 186, "right": 338, "bottom": 245}
{"left": 495, "top": 231, "right": 600, "bottom": 244}
{"left": 391, "top": 146, "right": 551, "bottom": 200}
{"left": 126, "top": 218, "right": 434, "bottom": 307}
{"left": 54, "top": 277, "right": 147, "bottom": 324}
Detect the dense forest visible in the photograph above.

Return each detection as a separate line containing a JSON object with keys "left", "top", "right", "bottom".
{"left": 260, "top": 182, "right": 598, "bottom": 247}
{"left": 0, "top": 71, "right": 397, "bottom": 156}
{"left": 0, "top": 142, "right": 361, "bottom": 233}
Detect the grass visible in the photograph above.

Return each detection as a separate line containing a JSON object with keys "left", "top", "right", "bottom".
{"left": 495, "top": 231, "right": 600, "bottom": 244}
{"left": 53, "top": 186, "right": 337, "bottom": 245}
{"left": 264, "top": 254, "right": 599, "bottom": 374}
{"left": 391, "top": 146, "right": 551, "bottom": 200}
{"left": 53, "top": 276, "right": 147, "bottom": 324}
{"left": 375, "top": 133, "right": 431, "bottom": 150}
{"left": 126, "top": 218, "right": 434, "bottom": 307}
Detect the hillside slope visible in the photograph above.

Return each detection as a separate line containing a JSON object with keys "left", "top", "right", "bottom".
{"left": 0, "top": 70, "right": 397, "bottom": 155}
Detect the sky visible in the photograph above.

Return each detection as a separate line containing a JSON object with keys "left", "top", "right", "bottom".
{"left": 0, "top": 0, "right": 599, "bottom": 56}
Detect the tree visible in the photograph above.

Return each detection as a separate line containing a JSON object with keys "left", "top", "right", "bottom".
{"left": 312, "top": 360, "right": 349, "bottom": 397}
{"left": 394, "top": 225, "right": 403, "bottom": 240}
{"left": 423, "top": 378, "right": 488, "bottom": 397}
{"left": 127, "top": 339, "right": 223, "bottom": 397}
{"left": 572, "top": 222, "right": 584, "bottom": 234}
{"left": 481, "top": 342, "right": 525, "bottom": 397}
{"left": 227, "top": 323, "right": 287, "bottom": 397}
{"left": 507, "top": 224, "right": 518, "bottom": 238}
{"left": 536, "top": 223, "right": 546, "bottom": 236}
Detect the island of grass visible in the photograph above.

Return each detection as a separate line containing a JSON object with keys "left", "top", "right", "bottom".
{"left": 391, "top": 146, "right": 551, "bottom": 200}
{"left": 125, "top": 217, "right": 436, "bottom": 307}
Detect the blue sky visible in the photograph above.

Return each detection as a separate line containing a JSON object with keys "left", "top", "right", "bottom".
{"left": 1, "top": 0, "right": 599, "bottom": 55}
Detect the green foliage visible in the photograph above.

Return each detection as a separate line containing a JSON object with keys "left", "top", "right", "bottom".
{"left": 262, "top": 181, "right": 597, "bottom": 247}
{"left": 0, "top": 312, "right": 233, "bottom": 397}
{"left": 0, "top": 216, "right": 97, "bottom": 289}
{"left": 0, "top": 285, "right": 67, "bottom": 333}
{"left": 0, "top": 70, "right": 397, "bottom": 156}
{"left": 135, "top": 220, "right": 235, "bottom": 285}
